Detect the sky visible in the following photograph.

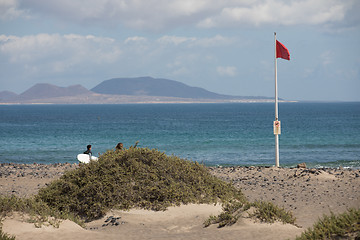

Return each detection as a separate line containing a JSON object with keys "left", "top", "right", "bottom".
{"left": 0, "top": 0, "right": 359, "bottom": 101}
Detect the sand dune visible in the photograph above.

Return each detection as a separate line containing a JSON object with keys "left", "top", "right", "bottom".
{"left": 3, "top": 204, "right": 303, "bottom": 240}
{"left": 1, "top": 164, "right": 359, "bottom": 239}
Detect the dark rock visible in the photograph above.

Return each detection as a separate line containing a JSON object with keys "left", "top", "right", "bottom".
{"left": 297, "top": 163, "right": 307, "bottom": 168}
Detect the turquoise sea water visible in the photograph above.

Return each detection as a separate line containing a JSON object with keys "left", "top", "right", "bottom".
{"left": 0, "top": 102, "right": 359, "bottom": 168}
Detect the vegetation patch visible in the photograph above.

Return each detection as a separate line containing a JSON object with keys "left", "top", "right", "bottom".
{"left": 251, "top": 200, "right": 296, "bottom": 224}
{"left": 1, "top": 195, "right": 53, "bottom": 220}
{"left": 0, "top": 195, "right": 82, "bottom": 228}
{"left": 204, "top": 200, "right": 247, "bottom": 228}
{"left": 204, "top": 200, "right": 295, "bottom": 228}
{"left": 0, "top": 229, "right": 15, "bottom": 240}
{"left": 36, "top": 147, "right": 246, "bottom": 221}
{"left": 0, "top": 146, "right": 299, "bottom": 237}
{"left": 1, "top": 148, "right": 359, "bottom": 239}
{"left": 295, "top": 208, "right": 360, "bottom": 240}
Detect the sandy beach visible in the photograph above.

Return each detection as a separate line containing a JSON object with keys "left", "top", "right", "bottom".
{"left": 1, "top": 163, "right": 359, "bottom": 240}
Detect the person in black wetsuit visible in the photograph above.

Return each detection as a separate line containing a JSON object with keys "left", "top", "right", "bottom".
{"left": 84, "top": 145, "right": 92, "bottom": 157}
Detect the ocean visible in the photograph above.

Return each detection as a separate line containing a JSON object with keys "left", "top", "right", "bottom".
{"left": 0, "top": 102, "right": 359, "bottom": 168}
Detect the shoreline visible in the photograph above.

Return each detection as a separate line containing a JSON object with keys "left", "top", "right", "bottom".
{"left": 1, "top": 161, "right": 359, "bottom": 169}
{"left": 1, "top": 163, "right": 359, "bottom": 239}
{"left": 0, "top": 100, "right": 292, "bottom": 105}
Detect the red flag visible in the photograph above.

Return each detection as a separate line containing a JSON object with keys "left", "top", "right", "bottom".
{"left": 276, "top": 40, "right": 290, "bottom": 60}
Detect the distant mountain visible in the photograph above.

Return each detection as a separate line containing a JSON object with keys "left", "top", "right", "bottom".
{"left": 0, "top": 77, "right": 276, "bottom": 104}
{"left": 19, "top": 83, "right": 92, "bottom": 100}
{"left": 91, "top": 77, "right": 237, "bottom": 99}
{"left": 0, "top": 91, "right": 18, "bottom": 101}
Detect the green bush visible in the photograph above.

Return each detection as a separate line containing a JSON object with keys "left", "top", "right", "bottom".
{"left": 0, "top": 195, "right": 82, "bottom": 228}
{"left": 296, "top": 208, "right": 360, "bottom": 240}
{"left": 204, "top": 200, "right": 295, "bottom": 228}
{"left": 37, "top": 147, "right": 245, "bottom": 221}
{"left": 251, "top": 200, "right": 295, "bottom": 224}
{"left": 0, "top": 195, "right": 50, "bottom": 218}
{"left": 0, "top": 229, "right": 15, "bottom": 240}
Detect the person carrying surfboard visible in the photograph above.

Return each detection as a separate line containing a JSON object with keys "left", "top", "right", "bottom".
{"left": 77, "top": 144, "right": 98, "bottom": 163}
{"left": 84, "top": 145, "right": 92, "bottom": 157}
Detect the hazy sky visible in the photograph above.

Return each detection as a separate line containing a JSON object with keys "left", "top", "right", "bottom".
{"left": 1, "top": 0, "right": 359, "bottom": 101}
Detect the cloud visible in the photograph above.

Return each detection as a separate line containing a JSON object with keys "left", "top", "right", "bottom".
{"left": 0, "top": 32, "right": 231, "bottom": 89}
{"left": 217, "top": 66, "right": 237, "bottom": 77}
{"left": 6, "top": 0, "right": 357, "bottom": 31}
{"left": 192, "top": 34, "right": 235, "bottom": 47}
{"left": 124, "top": 36, "right": 148, "bottom": 44}
{"left": 198, "top": 0, "right": 351, "bottom": 28}
{"left": 0, "top": 0, "right": 26, "bottom": 20}
{"left": 0, "top": 32, "right": 229, "bottom": 80}
{"left": 0, "top": 33, "right": 121, "bottom": 74}
{"left": 157, "top": 34, "right": 234, "bottom": 47}
{"left": 18, "top": 0, "right": 213, "bottom": 31}
{"left": 157, "top": 35, "right": 197, "bottom": 46}
{"left": 320, "top": 51, "right": 334, "bottom": 66}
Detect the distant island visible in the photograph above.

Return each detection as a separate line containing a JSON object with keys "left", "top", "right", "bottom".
{"left": 0, "top": 77, "right": 275, "bottom": 104}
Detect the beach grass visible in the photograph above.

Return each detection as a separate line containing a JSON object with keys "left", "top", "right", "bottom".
{"left": 295, "top": 208, "right": 360, "bottom": 240}
{"left": 251, "top": 200, "right": 296, "bottom": 224}
{"left": 0, "top": 195, "right": 83, "bottom": 228}
{"left": 0, "top": 229, "right": 15, "bottom": 240}
{"left": 204, "top": 200, "right": 295, "bottom": 228}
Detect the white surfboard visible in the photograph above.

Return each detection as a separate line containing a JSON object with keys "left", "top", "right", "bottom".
{"left": 77, "top": 154, "right": 98, "bottom": 163}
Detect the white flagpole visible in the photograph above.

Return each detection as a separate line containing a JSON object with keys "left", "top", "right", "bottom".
{"left": 274, "top": 32, "right": 280, "bottom": 167}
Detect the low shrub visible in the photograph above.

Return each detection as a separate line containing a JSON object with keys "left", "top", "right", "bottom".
{"left": 0, "top": 229, "right": 15, "bottom": 240}
{"left": 0, "top": 195, "right": 82, "bottom": 228}
{"left": 204, "top": 200, "right": 295, "bottom": 228}
{"left": 251, "top": 200, "right": 296, "bottom": 224}
{"left": 296, "top": 208, "right": 360, "bottom": 240}
{"left": 0, "top": 195, "right": 51, "bottom": 219}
